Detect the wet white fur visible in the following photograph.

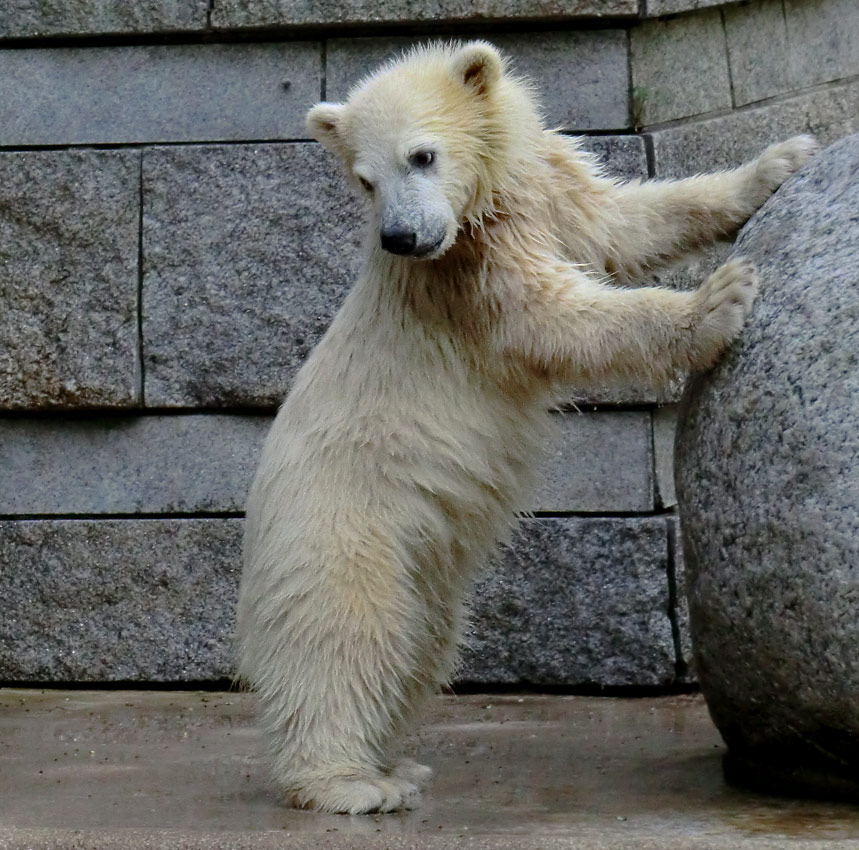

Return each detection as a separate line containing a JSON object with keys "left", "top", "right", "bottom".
{"left": 238, "top": 41, "right": 817, "bottom": 814}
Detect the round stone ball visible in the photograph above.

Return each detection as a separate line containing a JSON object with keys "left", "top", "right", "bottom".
{"left": 675, "top": 135, "right": 859, "bottom": 801}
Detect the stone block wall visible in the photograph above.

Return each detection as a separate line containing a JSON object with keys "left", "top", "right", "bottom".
{"left": 1, "top": 0, "right": 856, "bottom": 688}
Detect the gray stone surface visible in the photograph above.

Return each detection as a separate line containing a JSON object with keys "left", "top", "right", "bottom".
{"left": 534, "top": 412, "right": 653, "bottom": 513}
{"left": 785, "top": 0, "right": 859, "bottom": 89}
{"left": 0, "top": 416, "right": 269, "bottom": 516}
{"left": 631, "top": 9, "right": 731, "bottom": 126}
{"left": 0, "top": 519, "right": 242, "bottom": 681}
{"left": 652, "top": 77, "right": 859, "bottom": 177}
{"left": 724, "top": 0, "right": 792, "bottom": 107}
{"left": 577, "top": 134, "right": 649, "bottom": 181}
{"left": 0, "top": 43, "right": 319, "bottom": 147}
{"left": 142, "top": 143, "right": 361, "bottom": 408}
{"left": 460, "top": 517, "right": 675, "bottom": 686}
{"left": 0, "top": 0, "right": 208, "bottom": 38}
{"left": 0, "top": 516, "right": 674, "bottom": 686}
{"left": 653, "top": 405, "right": 677, "bottom": 510}
{"left": 644, "top": 0, "right": 738, "bottom": 14}
{"left": 211, "top": 0, "right": 638, "bottom": 30}
{"left": 675, "top": 135, "right": 859, "bottom": 789}
{"left": 0, "top": 150, "right": 140, "bottom": 410}
{"left": 327, "top": 31, "right": 629, "bottom": 132}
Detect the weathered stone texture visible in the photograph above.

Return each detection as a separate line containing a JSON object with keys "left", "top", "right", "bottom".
{"left": 785, "top": 0, "right": 859, "bottom": 89}
{"left": 535, "top": 412, "right": 653, "bottom": 513}
{"left": 724, "top": 0, "right": 792, "bottom": 107}
{"left": 143, "top": 144, "right": 361, "bottom": 408}
{"left": 0, "top": 1, "right": 208, "bottom": 38}
{"left": 461, "top": 517, "right": 675, "bottom": 686}
{"left": 676, "top": 135, "right": 859, "bottom": 790}
{"left": 652, "top": 78, "right": 859, "bottom": 177}
{"left": 327, "top": 31, "right": 629, "bottom": 132}
{"left": 0, "top": 43, "right": 319, "bottom": 147}
{"left": 644, "top": 0, "right": 735, "bottom": 14}
{"left": 0, "top": 516, "right": 674, "bottom": 685}
{"left": 631, "top": 9, "right": 731, "bottom": 126}
{"left": 576, "top": 134, "right": 649, "bottom": 181}
{"left": 0, "top": 519, "right": 242, "bottom": 682}
{"left": 0, "top": 150, "right": 140, "bottom": 410}
{"left": 211, "top": 0, "right": 638, "bottom": 30}
{"left": 0, "top": 416, "right": 269, "bottom": 516}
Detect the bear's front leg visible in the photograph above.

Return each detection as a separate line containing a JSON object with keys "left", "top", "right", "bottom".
{"left": 499, "top": 254, "right": 758, "bottom": 384}
{"left": 602, "top": 135, "right": 818, "bottom": 281}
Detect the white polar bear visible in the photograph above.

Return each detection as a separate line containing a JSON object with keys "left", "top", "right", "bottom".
{"left": 237, "top": 40, "right": 817, "bottom": 814}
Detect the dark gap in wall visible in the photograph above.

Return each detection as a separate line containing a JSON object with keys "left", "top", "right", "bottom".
{"left": 0, "top": 16, "right": 637, "bottom": 51}
{"left": 0, "top": 138, "right": 317, "bottom": 153}
{"left": 643, "top": 133, "right": 656, "bottom": 178}
{"left": 448, "top": 681, "right": 699, "bottom": 697}
{"left": 666, "top": 518, "right": 689, "bottom": 682}
{"left": 0, "top": 512, "right": 245, "bottom": 522}
{"left": 0, "top": 679, "right": 239, "bottom": 692}
{"left": 0, "top": 408, "right": 276, "bottom": 421}
{"left": 320, "top": 38, "right": 328, "bottom": 101}
{"left": 529, "top": 509, "right": 676, "bottom": 520}
{"left": 136, "top": 153, "right": 146, "bottom": 407}
{"left": 207, "top": 0, "right": 215, "bottom": 30}
{"left": 720, "top": 8, "right": 738, "bottom": 109}
{"left": 0, "top": 679, "right": 700, "bottom": 696}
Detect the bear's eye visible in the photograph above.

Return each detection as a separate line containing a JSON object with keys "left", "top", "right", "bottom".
{"left": 410, "top": 150, "right": 435, "bottom": 169}
{"left": 358, "top": 176, "right": 374, "bottom": 193}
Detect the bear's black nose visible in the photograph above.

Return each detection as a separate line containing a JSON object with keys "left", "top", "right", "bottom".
{"left": 380, "top": 228, "right": 417, "bottom": 255}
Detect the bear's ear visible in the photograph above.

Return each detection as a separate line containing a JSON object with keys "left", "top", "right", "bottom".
{"left": 452, "top": 41, "right": 503, "bottom": 97}
{"left": 306, "top": 102, "right": 347, "bottom": 154}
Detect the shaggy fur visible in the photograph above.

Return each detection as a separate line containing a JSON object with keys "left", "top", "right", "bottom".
{"left": 237, "top": 41, "right": 817, "bottom": 814}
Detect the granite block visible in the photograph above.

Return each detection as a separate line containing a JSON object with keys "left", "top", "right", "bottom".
{"left": 631, "top": 9, "right": 731, "bottom": 126}
{"left": 460, "top": 517, "right": 675, "bottom": 686}
{"left": 675, "top": 134, "right": 859, "bottom": 794}
{"left": 535, "top": 412, "right": 653, "bottom": 513}
{"left": 785, "top": 0, "right": 859, "bottom": 89}
{"left": 212, "top": 0, "right": 638, "bottom": 30}
{"left": 724, "top": 0, "right": 792, "bottom": 107}
{"left": 576, "top": 134, "right": 650, "bottom": 181}
{"left": 142, "top": 143, "right": 361, "bottom": 408}
{"left": 645, "top": 0, "right": 736, "bottom": 14}
{"left": 651, "top": 78, "right": 859, "bottom": 177}
{"left": 0, "top": 0, "right": 208, "bottom": 38}
{"left": 0, "top": 150, "right": 140, "bottom": 410}
{"left": 0, "top": 415, "right": 270, "bottom": 516}
{"left": 0, "top": 43, "right": 320, "bottom": 147}
{"left": 0, "top": 519, "right": 242, "bottom": 682}
{"left": 326, "top": 31, "right": 629, "bottom": 132}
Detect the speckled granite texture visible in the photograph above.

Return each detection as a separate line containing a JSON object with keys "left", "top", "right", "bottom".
{"left": 675, "top": 134, "right": 859, "bottom": 798}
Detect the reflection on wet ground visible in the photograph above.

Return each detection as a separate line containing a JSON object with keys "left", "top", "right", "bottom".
{"left": 1, "top": 689, "right": 857, "bottom": 843}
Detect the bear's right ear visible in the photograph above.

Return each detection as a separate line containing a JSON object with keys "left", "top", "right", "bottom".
{"left": 452, "top": 41, "right": 503, "bottom": 97}
{"left": 306, "top": 102, "right": 347, "bottom": 155}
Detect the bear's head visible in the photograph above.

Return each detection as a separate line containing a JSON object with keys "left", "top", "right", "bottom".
{"left": 307, "top": 41, "right": 534, "bottom": 261}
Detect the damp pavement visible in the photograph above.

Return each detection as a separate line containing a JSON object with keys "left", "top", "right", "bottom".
{"left": 1, "top": 690, "right": 858, "bottom": 850}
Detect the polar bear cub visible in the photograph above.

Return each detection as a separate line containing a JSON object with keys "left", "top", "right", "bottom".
{"left": 237, "top": 40, "right": 817, "bottom": 814}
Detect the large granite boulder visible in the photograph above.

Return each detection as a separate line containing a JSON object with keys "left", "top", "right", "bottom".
{"left": 675, "top": 135, "right": 859, "bottom": 800}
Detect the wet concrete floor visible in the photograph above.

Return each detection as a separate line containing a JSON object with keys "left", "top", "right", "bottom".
{"left": 0, "top": 689, "right": 858, "bottom": 849}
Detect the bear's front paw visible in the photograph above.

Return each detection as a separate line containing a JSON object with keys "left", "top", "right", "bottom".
{"left": 754, "top": 135, "right": 819, "bottom": 195}
{"left": 690, "top": 258, "right": 759, "bottom": 368}
{"left": 290, "top": 772, "right": 422, "bottom": 814}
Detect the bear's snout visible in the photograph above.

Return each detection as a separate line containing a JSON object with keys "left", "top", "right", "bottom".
{"left": 380, "top": 227, "right": 418, "bottom": 256}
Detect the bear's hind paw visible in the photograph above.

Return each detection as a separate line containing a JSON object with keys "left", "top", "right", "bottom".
{"left": 386, "top": 758, "right": 433, "bottom": 789}
{"left": 291, "top": 773, "right": 421, "bottom": 814}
